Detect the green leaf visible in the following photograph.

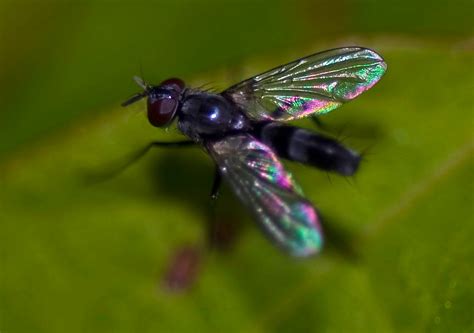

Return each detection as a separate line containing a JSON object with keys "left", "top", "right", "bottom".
{"left": 1, "top": 40, "right": 472, "bottom": 333}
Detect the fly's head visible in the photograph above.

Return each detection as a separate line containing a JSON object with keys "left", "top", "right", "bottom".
{"left": 122, "top": 76, "right": 185, "bottom": 127}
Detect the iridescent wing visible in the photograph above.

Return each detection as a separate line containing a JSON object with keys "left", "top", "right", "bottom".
{"left": 223, "top": 47, "right": 387, "bottom": 121}
{"left": 207, "top": 133, "right": 323, "bottom": 257}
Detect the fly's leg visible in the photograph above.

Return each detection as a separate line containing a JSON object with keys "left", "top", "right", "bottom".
{"left": 121, "top": 140, "right": 196, "bottom": 174}
{"left": 208, "top": 166, "right": 221, "bottom": 247}
{"left": 86, "top": 140, "right": 196, "bottom": 183}
{"left": 210, "top": 166, "right": 222, "bottom": 201}
{"left": 206, "top": 165, "right": 240, "bottom": 252}
{"left": 311, "top": 115, "right": 328, "bottom": 130}
{"left": 150, "top": 140, "right": 195, "bottom": 147}
{"left": 207, "top": 165, "right": 227, "bottom": 251}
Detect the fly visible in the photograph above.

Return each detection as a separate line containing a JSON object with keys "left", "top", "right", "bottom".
{"left": 122, "top": 47, "right": 387, "bottom": 257}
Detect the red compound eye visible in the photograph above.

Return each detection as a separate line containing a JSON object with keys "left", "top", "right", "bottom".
{"left": 147, "top": 95, "right": 179, "bottom": 127}
{"left": 146, "top": 78, "right": 186, "bottom": 127}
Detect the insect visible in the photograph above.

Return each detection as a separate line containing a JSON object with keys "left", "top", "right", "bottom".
{"left": 122, "top": 47, "right": 387, "bottom": 257}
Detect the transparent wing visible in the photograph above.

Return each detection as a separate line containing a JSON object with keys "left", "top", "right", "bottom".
{"left": 207, "top": 134, "right": 323, "bottom": 256}
{"left": 223, "top": 47, "right": 387, "bottom": 121}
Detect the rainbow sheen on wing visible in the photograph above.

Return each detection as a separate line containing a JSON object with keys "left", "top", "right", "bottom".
{"left": 207, "top": 134, "right": 323, "bottom": 256}
{"left": 223, "top": 47, "right": 387, "bottom": 121}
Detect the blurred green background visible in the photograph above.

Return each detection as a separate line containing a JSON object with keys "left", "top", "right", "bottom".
{"left": 1, "top": 0, "right": 473, "bottom": 332}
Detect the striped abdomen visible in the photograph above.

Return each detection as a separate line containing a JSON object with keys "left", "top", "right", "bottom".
{"left": 252, "top": 122, "right": 360, "bottom": 176}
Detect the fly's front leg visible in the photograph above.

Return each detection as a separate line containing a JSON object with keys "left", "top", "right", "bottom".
{"left": 86, "top": 140, "right": 196, "bottom": 183}
{"left": 121, "top": 140, "right": 196, "bottom": 173}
